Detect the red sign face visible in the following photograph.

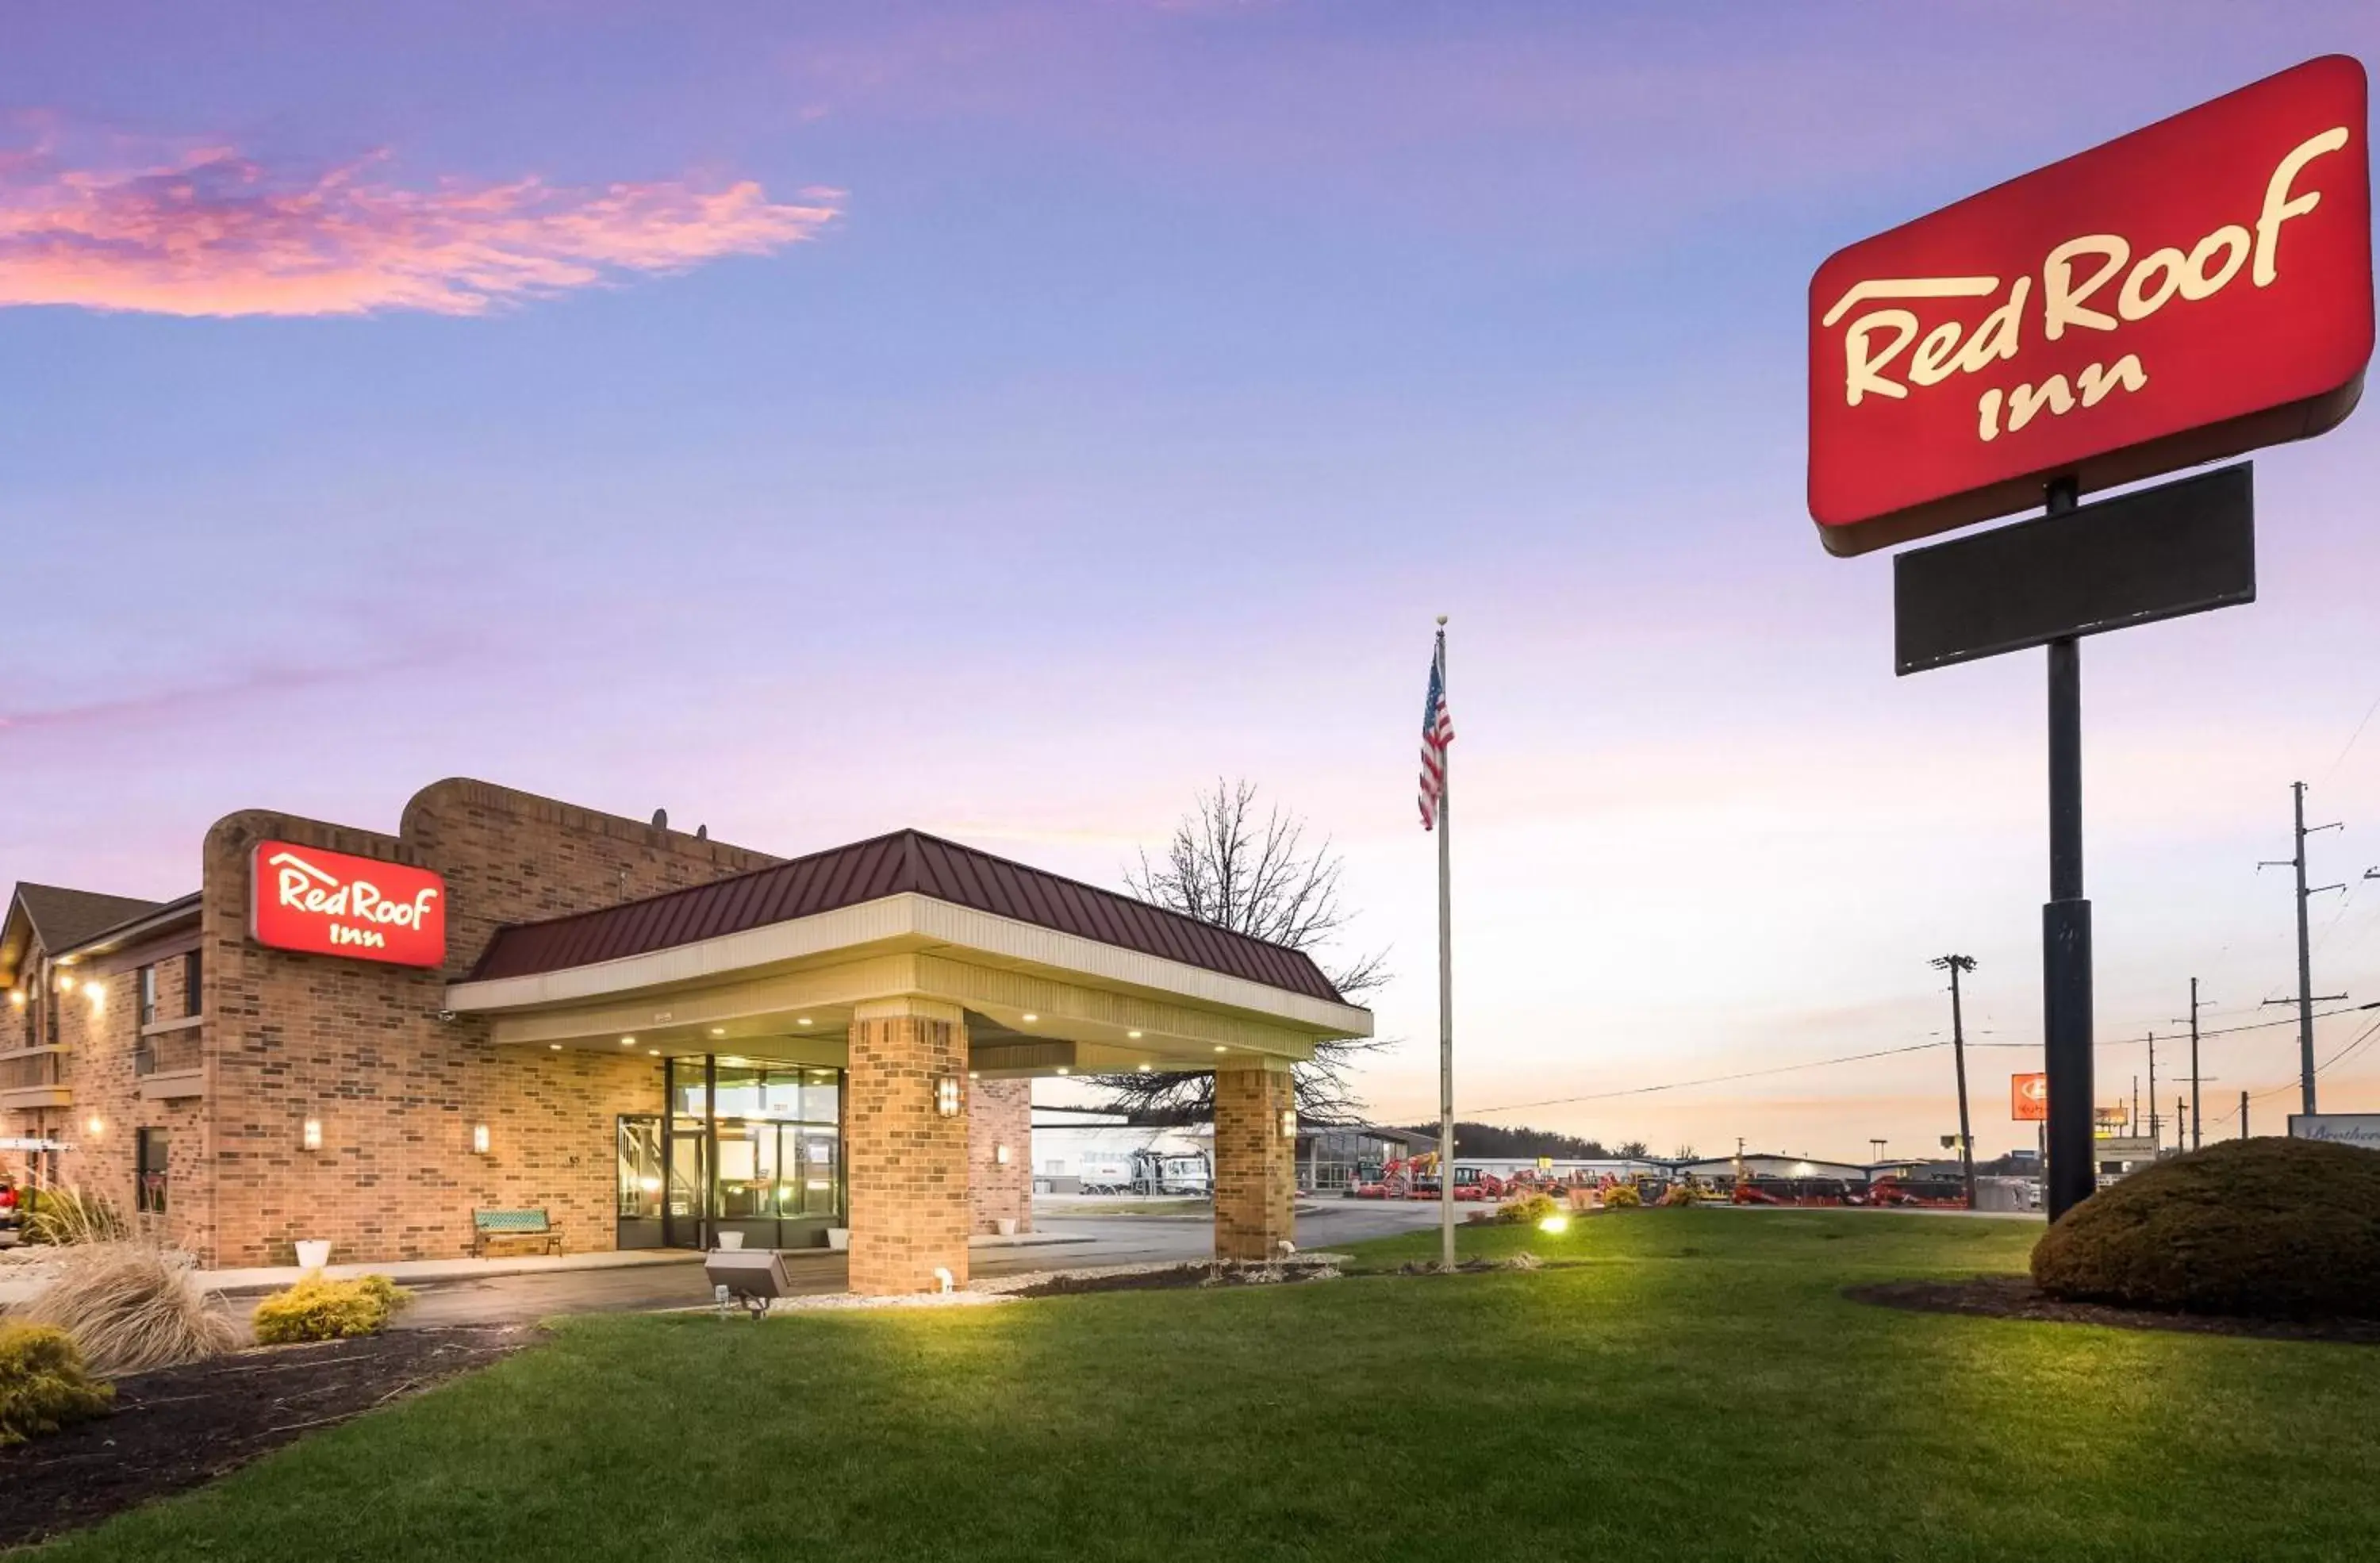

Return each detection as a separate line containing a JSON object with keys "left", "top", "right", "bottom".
{"left": 2011, "top": 1073, "right": 2049, "bottom": 1123}
{"left": 1810, "top": 56, "right": 2372, "bottom": 555}
{"left": 250, "top": 842, "right": 447, "bottom": 968}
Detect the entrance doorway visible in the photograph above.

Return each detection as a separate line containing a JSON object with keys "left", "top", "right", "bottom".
{"left": 615, "top": 1057, "right": 846, "bottom": 1250}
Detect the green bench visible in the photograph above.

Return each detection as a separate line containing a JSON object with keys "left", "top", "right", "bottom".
{"left": 471, "top": 1208, "right": 561, "bottom": 1258}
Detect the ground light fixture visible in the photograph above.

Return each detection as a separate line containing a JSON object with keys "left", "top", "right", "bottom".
{"left": 934, "top": 1075, "right": 962, "bottom": 1116}
{"left": 1538, "top": 1213, "right": 1571, "bottom": 1235}
{"left": 472, "top": 1124, "right": 491, "bottom": 1155}
{"left": 301, "top": 1119, "right": 323, "bottom": 1152}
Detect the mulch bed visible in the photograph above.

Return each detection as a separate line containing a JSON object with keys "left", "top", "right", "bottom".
{"left": 1848, "top": 1275, "right": 2380, "bottom": 1345}
{"left": 0, "top": 1325, "right": 530, "bottom": 1550}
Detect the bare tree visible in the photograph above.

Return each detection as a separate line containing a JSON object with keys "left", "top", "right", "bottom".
{"left": 1092, "top": 779, "right": 1388, "bottom": 1125}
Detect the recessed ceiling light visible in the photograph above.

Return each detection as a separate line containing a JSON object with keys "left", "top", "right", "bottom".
{"left": 709, "top": 1027, "right": 727, "bottom": 1037}
{"left": 1021, "top": 1013, "right": 1038, "bottom": 1023}
{"left": 620, "top": 1036, "right": 636, "bottom": 1046}
{"left": 1214, "top": 1045, "right": 1228, "bottom": 1053}
{"left": 548, "top": 1043, "right": 562, "bottom": 1051}
{"left": 1127, "top": 1030, "right": 1142, "bottom": 1039}
{"left": 1138, "top": 1062, "right": 1153, "bottom": 1072}
{"left": 647, "top": 1049, "right": 660, "bottom": 1057}
{"left": 1055, "top": 1066, "right": 1069, "bottom": 1076}
{"left": 797, "top": 1017, "right": 813, "bottom": 1027}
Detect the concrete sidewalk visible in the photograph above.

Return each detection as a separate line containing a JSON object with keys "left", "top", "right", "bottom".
{"left": 0, "top": 1230, "right": 1095, "bottom": 1306}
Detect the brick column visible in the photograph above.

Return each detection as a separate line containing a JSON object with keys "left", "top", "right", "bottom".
{"left": 968, "top": 1077, "right": 1032, "bottom": 1235}
{"left": 846, "top": 999, "right": 970, "bottom": 1295}
{"left": 1213, "top": 1066, "right": 1296, "bottom": 1261}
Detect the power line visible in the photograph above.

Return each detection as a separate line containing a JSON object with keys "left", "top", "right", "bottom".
{"left": 1460, "top": 1004, "right": 2380, "bottom": 1121}
{"left": 2203, "top": 1013, "right": 2380, "bottom": 1125}
{"left": 1462, "top": 1040, "right": 1952, "bottom": 1117}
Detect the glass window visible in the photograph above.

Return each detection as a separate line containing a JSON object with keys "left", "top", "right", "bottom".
{"left": 137, "top": 966, "right": 159, "bottom": 1027}
{"left": 182, "top": 950, "right": 202, "bottom": 1017}
{"left": 135, "top": 1128, "right": 169, "bottom": 1215}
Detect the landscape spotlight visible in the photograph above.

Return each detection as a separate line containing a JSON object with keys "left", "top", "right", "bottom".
{"left": 1537, "top": 1213, "right": 1570, "bottom": 1235}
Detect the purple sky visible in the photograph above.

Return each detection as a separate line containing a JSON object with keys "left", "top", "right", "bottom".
{"left": 7, "top": 2, "right": 2380, "bottom": 1159}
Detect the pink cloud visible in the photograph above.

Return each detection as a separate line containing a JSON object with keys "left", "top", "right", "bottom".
{"left": 0, "top": 132, "right": 839, "bottom": 317}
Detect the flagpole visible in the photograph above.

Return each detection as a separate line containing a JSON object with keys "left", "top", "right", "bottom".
{"left": 1436, "top": 616, "right": 1456, "bottom": 1273}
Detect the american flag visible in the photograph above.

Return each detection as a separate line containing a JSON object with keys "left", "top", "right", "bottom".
{"left": 1418, "top": 633, "right": 1454, "bottom": 830}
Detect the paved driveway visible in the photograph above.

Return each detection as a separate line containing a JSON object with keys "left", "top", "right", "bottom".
{"left": 394, "top": 1198, "right": 1449, "bottom": 1327}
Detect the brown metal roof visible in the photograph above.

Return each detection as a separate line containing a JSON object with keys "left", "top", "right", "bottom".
{"left": 468, "top": 829, "right": 1346, "bottom": 1004}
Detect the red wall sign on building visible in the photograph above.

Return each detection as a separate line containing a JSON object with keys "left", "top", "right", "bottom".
{"left": 250, "top": 842, "right": 447, "bottom": 968}
{"left": 2011, "top": 1073, "right": 2049, "bottom": 1123}
{"left": 1810, "top": 55, "right": 2372, "bottom": 556}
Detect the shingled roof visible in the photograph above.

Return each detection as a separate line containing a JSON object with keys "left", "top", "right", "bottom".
{"left": 1, "top": 882, "right": 175, "bottom": 990}
{"left": 470, "top": 829, "right": 1345, "bottom": 1004}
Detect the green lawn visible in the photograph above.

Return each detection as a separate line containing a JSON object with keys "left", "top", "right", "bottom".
{"left": 25, "top": 1211, "right": 2380, "bottom": 1561}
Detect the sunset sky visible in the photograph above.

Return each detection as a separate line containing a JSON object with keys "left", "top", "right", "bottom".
{"left": 8, "top": 2, "right": 2380, "bottom": 1161}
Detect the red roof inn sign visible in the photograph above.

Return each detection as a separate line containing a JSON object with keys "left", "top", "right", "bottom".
{"left": 1813, "top": 58, "right": 2372, "bottom": 1225}
{"left": 1810, "top": 55, "right": 2371, "bottom": 556}
{"left": 251, "top": 842, "right": 447, "bottom": 968}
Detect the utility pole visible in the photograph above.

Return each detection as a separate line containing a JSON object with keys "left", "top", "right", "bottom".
{"left": 2259, "top": 782, "right": 2344, "bottom": 1116}
{"left": 2132, "top": 1074, "right": 2140, "bottom": 1138}
{"left": 2240, "top": 1090, "right": 2250, "bottom": 1139}
{"left": 2175, "top": 980, "right": 2211, "bottom": 1151}
{"left": 2145, "top": 1031, "right": 2158, "bottom": 1153}
{"left": 1932, "top": 955, "right": 1979, "bottom": 1210}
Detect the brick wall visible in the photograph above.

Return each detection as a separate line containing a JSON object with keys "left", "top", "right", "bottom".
{"left": 194, "top": 778, "right": 774, "bottom": 1267}
{"left": 1213, "top": 1067, "right": 1296, "bottom": 1261}
{"left": 846, "top": 1003, "right": 970, "bottom": 1293}
{"left": 966, "top": 1077, "right": 1031, "bottom": 1235}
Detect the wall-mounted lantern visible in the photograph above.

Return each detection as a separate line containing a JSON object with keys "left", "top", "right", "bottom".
{"left": 472, "top": 1123, "right": 492, "bottom": 1155}
{"left": 933, "top": 1075, "right": 962, "bottom": 1117}
{"left": 995, "top": 1143, "right": 1012, "bottom": 1166}
{"left": 301, "top": 1118, "right": 324, "bottom": 1152}
{"left": 1279, "top": 1108, "right": 1298, "bottom": 1141}
{"left": 83, "top": 1114, "right": 105, "bottom": 1139}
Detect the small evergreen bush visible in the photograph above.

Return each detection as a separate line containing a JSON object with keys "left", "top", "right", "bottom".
{"left": 2033, "top": 1137, "right": 2380, "bottom": 1319}
{"left": 251, "top": 1273, "right": 412, "bottom": 1343}
{"left": 0, "top": 1322, "right": 113, "bottom": 1446}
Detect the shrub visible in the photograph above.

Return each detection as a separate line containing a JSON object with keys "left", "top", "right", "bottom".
{"left": 21, "top": 1242, "right": 240, "bottom": 1376}
{"left": 0, "top": 1322, "right": 113, "bottom": 1446}
{"left": 1494, "top": 1192, "right": 1562, "bottom": 1227}
{"left": 1660, "top": 1181, "right": 1702, "bottom": 1207}
{"left": 251, "top": 1273, "right": 412, "bottom": 1343}
{"left": 1602, "top": 1184, "right": 1643, "bottom": 1209}
{"left": 2032, "top": 1137, "right": 2380, "bottom": 1319}
{"left": 22, "top": 1187, "right": 129, "bottom": 1246}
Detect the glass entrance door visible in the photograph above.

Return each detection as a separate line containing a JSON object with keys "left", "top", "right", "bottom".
{"left": 615, "top": 1116, "right": 665, "bottom": 1250}
{"left": 641, "top": 1058, "right": 846, "bottom": 1250}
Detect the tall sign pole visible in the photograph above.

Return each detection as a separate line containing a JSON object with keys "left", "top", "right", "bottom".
{"left": 2040, "top": 485, "right": 2096, "bottom": 1218}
